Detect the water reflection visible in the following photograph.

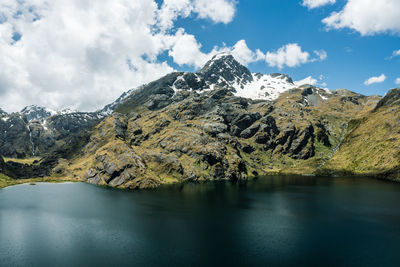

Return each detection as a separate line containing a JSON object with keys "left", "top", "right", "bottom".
{"left": 1, "top": 176, "right": 400, "bottom": 266}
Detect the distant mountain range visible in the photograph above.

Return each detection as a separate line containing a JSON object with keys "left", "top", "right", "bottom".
{"left": 1, "top": 53, "right": 399, "bottom": 187}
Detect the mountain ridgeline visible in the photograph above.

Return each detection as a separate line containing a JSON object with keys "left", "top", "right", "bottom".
{"left": 0, "top": 54, "right": 399, "bottom": 187}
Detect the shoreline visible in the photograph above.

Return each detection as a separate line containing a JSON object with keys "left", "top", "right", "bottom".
{"left": 1, "top": 172, "right": 399, "bottom": 190}
{"left": 0, "top": 176, "right": 79, "bottom": 189}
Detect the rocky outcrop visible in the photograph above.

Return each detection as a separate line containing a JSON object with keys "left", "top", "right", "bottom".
{"left": 20, "top": 105, "right": 53, "bottom": 122}
{"left": 0, "top": 110, "right": 101, "bottom": 158}
{"left": 0, "top": 157, "right": 6, "bottom": 174}
{"left": 198, "top": 53, "right": 253, "bottom": 90}
{"left": 0, "top": 114, "right": 31, "bottom": 158}
{"left": 374, "top": 88, "right": 400, "bottom": 111}
{"left": 83, "top": 143, "right": 160, "bottom": 189}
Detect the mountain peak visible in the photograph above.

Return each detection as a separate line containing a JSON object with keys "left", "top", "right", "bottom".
{"left": 58, "top": 108, "right": 78, "bottom": 115}
{"left": 210, "top": 52, "right": 234, "bottom": 61}
{"left": 20, "top": 105, "right": 56, "bottom": 121}
{"left": 198, "top": 53, "right": 253, "bottom": 89}
{"left": 270, "top": 73, "right": 294, "bottom": 84}
{"left": 0, "top": 108, "right": 7, "bottom": 116}
{"left": 200, "top": 52, "right": 245, "bottom": 72}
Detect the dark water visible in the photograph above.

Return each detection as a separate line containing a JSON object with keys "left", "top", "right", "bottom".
{"left": 1, "top": 177, "right": 400, "bottom": 267}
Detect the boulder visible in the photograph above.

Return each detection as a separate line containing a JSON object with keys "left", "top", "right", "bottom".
{"left": 240, "top": 124, "right": 260, "bottom": 139}
{"left": 203, "top": 123, "right": 228, "bottom": 136}
{"left": 231, "top": 112, "right": 261, "bottom": 131}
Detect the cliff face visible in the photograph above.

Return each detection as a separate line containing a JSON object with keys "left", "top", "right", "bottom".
{"left": 0, "top": 111, "right": 102, "bottom": 158}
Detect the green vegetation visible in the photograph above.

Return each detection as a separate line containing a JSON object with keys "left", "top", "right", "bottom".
{"left": 4, "top": 157, "right": 42, "bottom": 165}
{"left": 0, "top": 173, "right": 77, "bottom": 189}
{"left": 0, "top": 173, "right": 17, "bottom": 188}
{"left": 322, "top": 102, "right": 400, "bottom": 180}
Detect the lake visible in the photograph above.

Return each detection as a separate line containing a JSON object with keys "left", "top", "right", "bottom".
{"left": 1, "top": 176, "right": 400, "bottom": 266}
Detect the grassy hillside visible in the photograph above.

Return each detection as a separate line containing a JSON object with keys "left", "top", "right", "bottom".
{"left": 0, "top": 173, "right": 77, "bottom": 189}
{"left": 0, "top": 173, "right": 16, "bottom": 188}
{"left": 4, "top": 157, "right": 41, "bottom": 165}
{"left": 322, "top": 89, "right": 400, "bottom": 180}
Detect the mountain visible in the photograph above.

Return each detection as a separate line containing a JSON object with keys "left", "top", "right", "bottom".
{"left": 0, "top": 109, "right": 7, "bottom": 117}
{"left": 97, "top": 88, "right": 136, "bottom": 116}
{"left": 197, "top": 53, "right": 295, "bottom": 100}
{"left": 0, "top": 109, "right": 102, "bottom": 158}
{"left": 66, "top": 83, "right": 379, "bottom": 189}
{"left": 322, "top": 88, "right": 400, "bottom": 179}
{"left": 20, "top": 105, "right": 56, "bottom": 122}
{"left": 116, "top": 53, "right": 296, "bottom": 113}
{"left": 0, "top": 54, "right": 399, "bottom": 188}
{"left": 0, "top": 88, "right": 136, "bottom": 159}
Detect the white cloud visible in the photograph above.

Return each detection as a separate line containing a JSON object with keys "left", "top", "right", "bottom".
{"left": 168, "top": 36, "right": 262, "bottom": 68}
{"left": 266, "top": 44, "right": 310, "bottom": 69}
{"left": 168, "top": 29, "right": 208, "bottom": 68}
{"left": 314, "top": 50, "right": 328, "bottom": 61}
{"left": 171, "top": 40, "right": 327, "bottom": 70}
{"left": 364, "top": 74, "right": 386, "bottom": 86}
{"left": 157, "top": 0, "right": 236, "bottom": 30}
{"left": 294, "top": 75, "right": 328, "bottom": 88}
{"left": 390, "top": 49, "right": 400, "bottom": 59}
{"left": 157, "top": 0, "right": 193, "bottom": 31}
{"left": 302, "top": 0, "right": 336, "bottom": 9}
{"left": 295, "top": 76, "right": 318, "bottom": 86}
{"left": 265, "top": 44, "right": 326, "bottom": 69}
{"left": 0, "top": 0, "right": 237, "bottom": 112}
{"left": 221, "top": 40, "right": 266, "bottom": 66}
{"left": 193, "top": 0, "right": 237, "bottom": 24}
{"left": 323, "top": 0, "right": 400, "bottom": 35}
{"left": 264, "top": 44, "right": 328, "bottom": 69}
{"left": 230, "top": 40, "right": 260, "bottom": 65}
{"left": 395, "top": 78, "right": 400, "bottom": 85}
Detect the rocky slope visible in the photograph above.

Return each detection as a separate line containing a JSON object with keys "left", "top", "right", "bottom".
{"left": 20, "top": 105, "right": 55, "bottom": 122}
{"left": 0, "top": 86, "right": 140, "bottom": 159}
{"left": 1, "top": 54, "right": 399, "bottom": 188}
{"left": 0, "top": 108, "right": 103, "bottom": 158}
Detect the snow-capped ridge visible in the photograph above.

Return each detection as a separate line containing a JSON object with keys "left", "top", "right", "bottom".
{"left": 20, "top": 105, "right": 56, "bottom": 122}
{"left": 186, "top": 54, "right": 297, "bottom": 101}
{"left": 97, "top": 87, "right": 138, "bottom": 116}
{"left": 232, "top": 73, "right": 296, "bottom": 101}
{"left": 58, "top": 108, "right": 78, "bottom": 115}
{"left": 210, "top": 51, "right": 233, "bottom": 61}
{"left": 0, "top": 108, "right": 7, "bottom": 117}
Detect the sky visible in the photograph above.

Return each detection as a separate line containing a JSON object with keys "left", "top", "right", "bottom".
{"left": 0, "top": 0, "right": 399, "bottom": 112}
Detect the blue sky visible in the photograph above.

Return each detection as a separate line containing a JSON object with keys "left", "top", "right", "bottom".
{"left": 0, "top": 0, "right": 399, "bottom": 111}
{"left": 164, "top": 0, "right": 400, "bottom": 96}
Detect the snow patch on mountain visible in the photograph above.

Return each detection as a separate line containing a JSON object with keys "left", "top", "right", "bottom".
{"left": 168, "top": 53, "right": 298, "bottom": 101}
{"left": 58, "top": 108, "right": 78, "bottom": 115}
{"left": 97, "top": 88, "right": 137, "bottom": 116}
{"left": 230, "top": 73, "right": 296, "bottom": 100}
{"left": 20, "top": 105, "right": 56, "bottom": 121}
{"left": 0, "top": 108, "right": 7, "bottom": 117}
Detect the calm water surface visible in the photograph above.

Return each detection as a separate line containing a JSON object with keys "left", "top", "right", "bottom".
{"left": 1, "top": 176, "right": 400, "bottom": 267}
